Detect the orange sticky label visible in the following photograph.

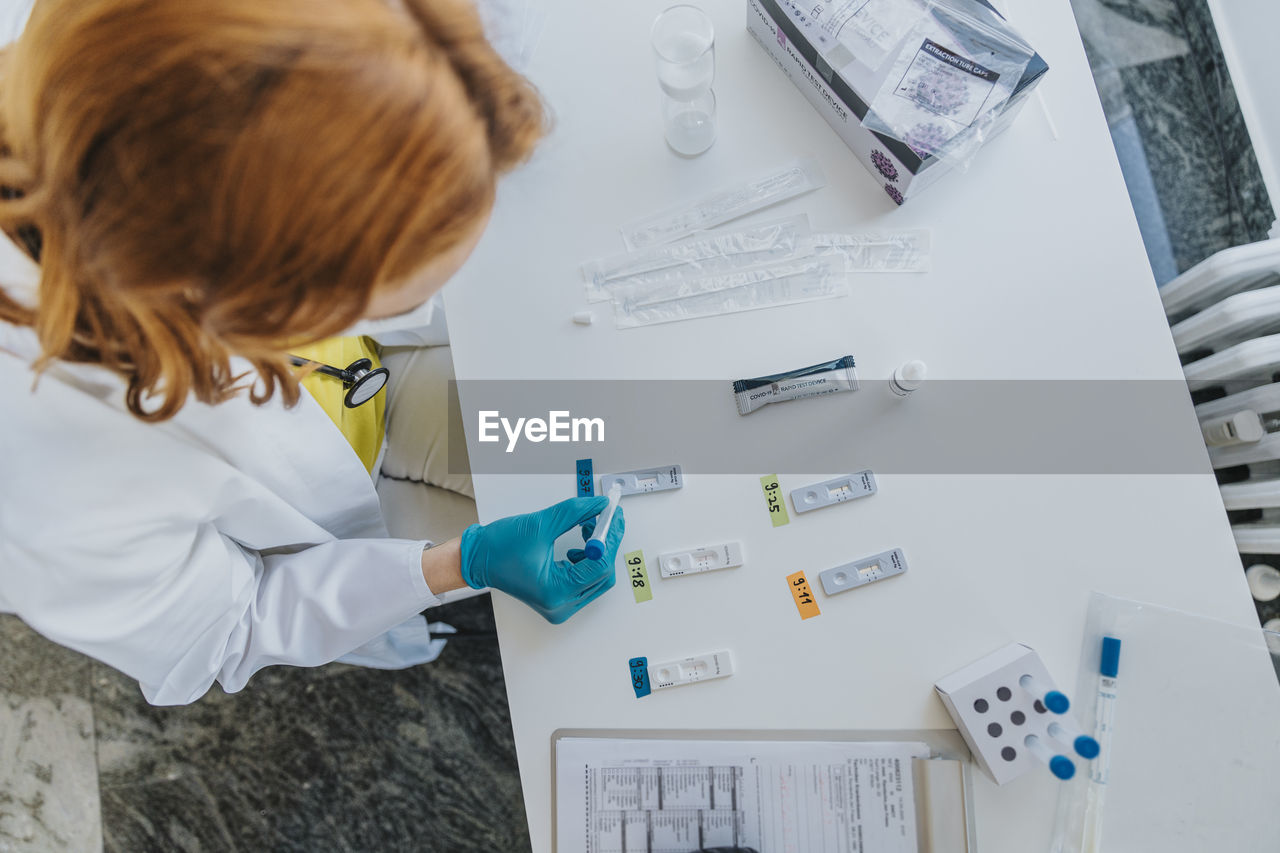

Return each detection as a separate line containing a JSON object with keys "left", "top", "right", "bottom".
{"left": 787, "top": 571, "right": 821, "bottom": 620}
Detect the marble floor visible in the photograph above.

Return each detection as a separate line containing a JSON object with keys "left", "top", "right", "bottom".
{"left": 4, "top": 1, "right": 1279, "bottom": 852}
{"left": 1, "top": 594, "right": 529, "bottom": 853}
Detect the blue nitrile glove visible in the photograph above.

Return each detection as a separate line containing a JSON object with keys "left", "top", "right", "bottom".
{"left": 459, "top": 496, "right": 626, "bottom": 624}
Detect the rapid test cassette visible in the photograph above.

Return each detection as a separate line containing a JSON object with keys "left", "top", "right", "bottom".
{"left": 599, "top": 465, "right": 683, "bottom": 496}
{"left": 658, "top": 542, "right": 744, "bottom": 578}
{"left": 818, "top": 548, "right": 907, "bottom": 596}
{"left": 648, "top": 650, "right": 733, "bottom": 691}
{"left": 790, "top": 470, "right": 876, "bottom": 513}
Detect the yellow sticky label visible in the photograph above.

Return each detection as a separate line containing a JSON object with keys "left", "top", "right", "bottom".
{"left": 788, "top": 570, "right": 821, "bottom": 619}
{"left": 625, "top": 550, "right": 653, "bottom": 603}
{"left": 760, "top": 474, "right": 790, "bottom": 527}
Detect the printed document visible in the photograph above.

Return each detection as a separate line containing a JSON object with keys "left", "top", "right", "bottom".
{"left": 554, "top": 738, "right": 931, "bottom": 853}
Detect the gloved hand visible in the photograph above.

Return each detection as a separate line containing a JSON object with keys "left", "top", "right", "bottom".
{"left": 459, "top": 496, "right": 625, "bottom": 624}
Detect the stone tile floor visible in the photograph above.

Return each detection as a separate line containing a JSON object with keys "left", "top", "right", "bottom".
{"left": 4, "top": 1, "right": 1278, "bottom": 850}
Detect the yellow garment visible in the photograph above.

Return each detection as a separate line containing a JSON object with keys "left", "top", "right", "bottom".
{"left": 293, "top": 336, "right": 386, "bottom": 474}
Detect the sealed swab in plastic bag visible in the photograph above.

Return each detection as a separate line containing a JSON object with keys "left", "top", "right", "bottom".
{"left": 620, "top": 158, "right": 825, "bottom": 250}
{"left": 612, "top": 257, "right": 845, "bottom": 328}
{"left": 612, "top": 255, "right": 839, "bottom": 308}
{"left": 806, "top": 230, "right": 931, "bottom": 273}
{"left": 582, "top": 215, "right": 811, "bottom": 302}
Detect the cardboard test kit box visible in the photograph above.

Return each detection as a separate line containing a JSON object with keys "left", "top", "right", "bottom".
{"left": 746, "top": 0, "right": 1049, "bottom": 204}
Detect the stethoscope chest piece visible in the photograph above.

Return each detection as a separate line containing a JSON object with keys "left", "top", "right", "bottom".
{"left": 341, "top": 358, "right": 390, "bottom": 408}
{"left": 289, "top": 355, "right": 390, "bottom": 408}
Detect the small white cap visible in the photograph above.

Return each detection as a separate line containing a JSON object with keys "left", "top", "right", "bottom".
{"left": 572, "top": 310, "right": 595, "bottom": 326}
{"left": 1201, "top": 410, "right": 1264, "bottom": 447}
{"left": 1246, "top": 563, "right": 1280, "bottom": 602}
{"left": 899, "top": 360, "right": 926, "bottom": 384}
{"left": 891, "top": 360, "right": 927, "bottom": 393}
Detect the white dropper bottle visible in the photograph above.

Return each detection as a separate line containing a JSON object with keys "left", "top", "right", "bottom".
{"left": 888, "top": 360, "right": 927, "bottom": 398}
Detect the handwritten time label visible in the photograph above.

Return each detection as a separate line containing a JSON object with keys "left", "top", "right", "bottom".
{"left": 760, "top": 474, "right": 790, "bottom": 527}
{"left": 788, "top": 570, "right": 821, "bottom": 620}
{"left": 575, "top": 458, "right": 594, "bottom": 497}
{"left": 629, "top": 656, "right": 652, "bottom": 698}
{"left": 625, "top": 549, "right": 653, "bottom": 603}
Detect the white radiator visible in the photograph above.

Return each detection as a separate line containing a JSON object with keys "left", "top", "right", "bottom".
{"left": 1170, "top": 238, "right": 1280, "bottom": 554}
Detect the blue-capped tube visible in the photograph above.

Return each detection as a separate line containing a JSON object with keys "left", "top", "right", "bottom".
{"left": 1025, "top": 734, "right": 1075, "bottom": 780}
{"left": 1048, "top": 720, "right": 1100, "bottom": 760}
{"left": 1020, "top": 673, "right": 1070, "bottom": 713}
{"left": 584, "top": 484, "right": 623, "bottom": 560}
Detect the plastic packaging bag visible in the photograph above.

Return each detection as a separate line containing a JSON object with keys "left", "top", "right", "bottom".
{"left": 806, "top": 229, "right": 932, "bottom": 273}
{"left": 619, "top": 158, "right": 825, "bottom": 250}
{"left": 611, "top": 257, "right": 846, "bottom": 328}
{"left": 581, "top": 215, "right": 811, "bottom": 303}
{"left": 861, "top": 0, "right": 1033, "bottom": 169}
{"left": 1050, "top": 592, "right": 1280, "bottom": 852}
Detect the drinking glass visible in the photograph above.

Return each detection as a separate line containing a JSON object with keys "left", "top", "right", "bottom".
{"left": 651, "top": 5, "right": 717, "bottom": 156}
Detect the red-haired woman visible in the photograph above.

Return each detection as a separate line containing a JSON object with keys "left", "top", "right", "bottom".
{"left": 0, "top": 0, "right": 622, "bottom": 704}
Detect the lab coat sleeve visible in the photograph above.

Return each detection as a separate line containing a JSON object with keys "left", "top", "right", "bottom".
{"left": 213, "top": 536, "right": 444, "bottom": 701}
{"left": 8, "top": 521, "right": 442, "bottom": 706}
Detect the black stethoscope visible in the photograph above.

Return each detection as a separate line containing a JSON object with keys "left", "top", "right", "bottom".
{"left": 289, "top": 356, "right": 390, "bottom": 408}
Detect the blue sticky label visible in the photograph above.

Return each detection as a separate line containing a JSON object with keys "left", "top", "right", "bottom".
{"left": 628, "top": 656, "right": 651, "bottom": 698}
{"left": 576, "top": 458, "right": 594, "bottom": 497}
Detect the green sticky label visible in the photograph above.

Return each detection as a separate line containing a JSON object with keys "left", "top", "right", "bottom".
{"left": 625, "top": 550, "right": 653, "bottom": 603}
{"left": 761, "top": 474, "right": 790, "bottom": 527}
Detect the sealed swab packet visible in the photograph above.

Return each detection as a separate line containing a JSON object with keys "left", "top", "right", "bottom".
{"left": 612, "top": 256, "right": 845, "bottom": 329}
{"left": 806, "top": 229, "right": 931, "bottom": 272}
{"left": 732, "top": 355, "right": 860, "bottom": 416}
{"left": 612, "top": 255, "right": 838, "bottom": 309}
{"left": 620, "top": 158, "right": 825, "bottom": 250}
{"left": 861, "top": 0, "right": 1033, "bottom": 168}
{"left": 582, "top": 215, "right": 811, "bottom": 303}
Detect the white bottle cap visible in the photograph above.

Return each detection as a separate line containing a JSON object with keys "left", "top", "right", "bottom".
{"left": 897, "top": 360, "right": 927, "bottom": 388}
{"left": 890, "top": 360, "right": 927, "bottom": 396}
{"left": 1246, "top": 563, "right": 1280, "bottom": 602}
{"left": 572, "top": 310, "right": 595, "bottom": 326}
{"left": 1201, "top": 410, "right": 1263, "bottom": 447}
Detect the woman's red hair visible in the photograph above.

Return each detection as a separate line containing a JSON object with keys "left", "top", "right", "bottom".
{"left": 0, "top": 0, "right": 544, "bottom": 420}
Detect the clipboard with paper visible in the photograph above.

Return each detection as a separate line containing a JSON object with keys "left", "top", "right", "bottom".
{"left": 552, "top": 728, "right": 977, "bottom": 853}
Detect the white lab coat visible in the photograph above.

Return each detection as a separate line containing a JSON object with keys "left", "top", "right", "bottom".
{"left": 0, "top": 232, "right": 459, "bottom": 705}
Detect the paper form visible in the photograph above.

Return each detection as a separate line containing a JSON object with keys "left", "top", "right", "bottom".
{"left": 555, "top": 738, "right": 931, "bottom": 853}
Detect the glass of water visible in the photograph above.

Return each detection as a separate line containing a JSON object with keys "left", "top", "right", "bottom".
{"left": 659, "top": 89, "right": 716, "bottom": 157}
{"left": 651, "top": 5, "right": 716, "bottom": 156}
